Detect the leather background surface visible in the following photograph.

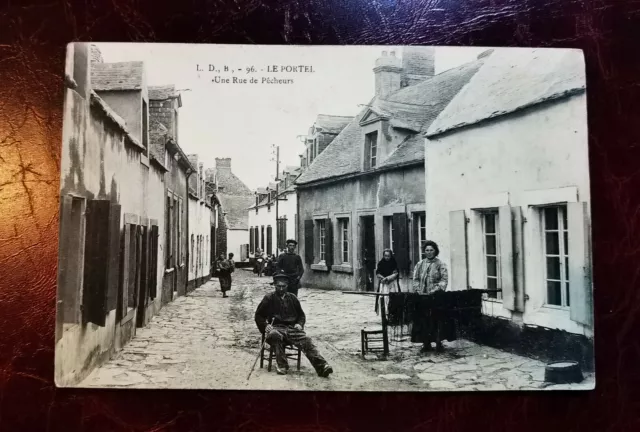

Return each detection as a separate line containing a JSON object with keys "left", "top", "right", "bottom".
{"left": 1, "top": 0, "right": 639, "bottom": 430}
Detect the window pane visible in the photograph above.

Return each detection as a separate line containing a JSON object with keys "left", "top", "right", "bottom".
{"left": 547, "top": 281, "right": 562, "bottom": 305}
{"left": 566, "top": 282, "right": 570, "bottom": 307}
{"left": 487, "top": 277, "right": 497, "bottom": 290}
{"left": 545, "top": 232, "right": 560, "bottom": 255}
{"left": 565, "top": 257, "right": 569, "bottom": 280}
{"left": 544, "top": 207, "right": 558, "bottom": 230}
{"left": 486, "top": 234, "right": 497, "bottom": 255}
{"left": 563, "top": 231, "right": 569, "bottom": 253}
{"left": 562, "top": 206, "right": 568, "bottom": 229}
{"left": 546, "top": 257, "right": 561, "bottom": 280}
{"left": 486, "top": 256, "right": 497, "bottom": 277}
{"left": 484, "top": 214, "right": 496, "bottom": 234}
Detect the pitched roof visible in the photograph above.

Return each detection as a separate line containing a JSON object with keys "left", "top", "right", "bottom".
{"left": 315, "top": 114, "right": 354, "bottom": 134}
{"left": 149, "top": 85, "right": 178, "bottom": 100}
{"left": 91, "top": 61, "right": 144, "bottom": 91}
{"left": 214, "top": 168, "right": 253, "bottom": 196}
{"left": 296, "top": 58, "right": 485, "bottom": 185}
{"left": 427, "top": 48, "right": 586, "bottom": 136}
{"left": 219, "top": 195, "right": 254, "bottom": 230}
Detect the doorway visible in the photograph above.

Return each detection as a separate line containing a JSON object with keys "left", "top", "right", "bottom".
{"left": 136, "top": 226, "right": 149, "bottom": 328}
{"left": 360, "top": 215, "right": 376, "bottom": 291}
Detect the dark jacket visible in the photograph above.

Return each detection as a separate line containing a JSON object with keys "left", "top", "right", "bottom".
{"left": 254, "top": 291, "right": 306, "bottom": 333}
{"left": 276, "top": 252, "right": 304, "bottom": 279}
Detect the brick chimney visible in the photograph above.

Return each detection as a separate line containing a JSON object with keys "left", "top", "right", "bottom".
{"left": 374, "top": 50, "right": 402, "bottom": 98}
{"left": 215, "top": 157, "right": 232, "bottom": 172}
{"left": 90, "top": 44, "right": 104, "bottom": 64}
{"left": 401, "top": 46, "right": 435, "bottom": 88}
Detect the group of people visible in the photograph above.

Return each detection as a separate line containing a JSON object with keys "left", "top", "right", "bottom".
{"left": 216, "top": 236, "right": 448, "bottom": 379}
{"left": 375, "top": 240, "right": 449, "bottom": 353}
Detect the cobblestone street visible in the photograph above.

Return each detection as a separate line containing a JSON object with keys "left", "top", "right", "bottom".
{"left": 80, "top": 270, "right": 594, "bottom": 391}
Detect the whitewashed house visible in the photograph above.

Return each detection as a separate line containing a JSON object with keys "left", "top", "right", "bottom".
{"left": 423, "top": 48, "right": 593, "bottom": 366}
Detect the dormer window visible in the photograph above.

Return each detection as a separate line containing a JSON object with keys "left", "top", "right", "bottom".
{"left": 365, "top": 131, "right": 378, "bottom": 170}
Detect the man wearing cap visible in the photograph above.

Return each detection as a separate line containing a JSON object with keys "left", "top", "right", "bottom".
{"left": 276, "top": 239, "right": 304, "bottom": 296}
{"left": 254, "top": 273, "right": 333, "bottom": 377}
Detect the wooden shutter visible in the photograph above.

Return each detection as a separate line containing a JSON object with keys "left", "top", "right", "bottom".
{"left": 512, "top": 206, "right": 526, "bottom": 312}
{"left": 150, "top": 225, "right": 159, "bottom": 299}
{"left": 324, "top": 218, "right": 333, "bottom": 269}
{"left": 106, "top": 204, "right": 121, "bottom": 312}
{"left": 392, "top": 213, "right": 409, "bottom": 273}
{"left": 250, "top": 227, "right": 254, "bottom": 254}
{"left": 449, "top": 210, "right": 468, "bottom": 291}
{"left": 304, "top": 219, "right": 314, "bottom": 264}
{"left": 568, "top": 201, "right": 593, "bottom": 326}
{"left": 498, "top": 205, "right": 516, "bottom": 311}
{"left": 82, "top": 200, "right": 111, "bottom": 326}
{"left": 267, "top": 225, "right": 273, "bottom": 254}
{"left": 58, "top": 195, "right": 74, "bottom": 323}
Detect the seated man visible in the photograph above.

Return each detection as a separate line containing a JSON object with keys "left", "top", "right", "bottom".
{"left": 254, "top": 274, "right": 333, "bottom": 377}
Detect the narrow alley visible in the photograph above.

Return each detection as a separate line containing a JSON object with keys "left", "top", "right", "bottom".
{"left": 80, "top": 271, "right": 594, "bottom": 391}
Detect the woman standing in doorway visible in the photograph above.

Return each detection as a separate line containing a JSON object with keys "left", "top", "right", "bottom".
{"left": 375, "top": 249, "right": 400, "bottom": 314}
{"left": 412, "top": 240, "right": 449, "bottom": 352}
{"left": 216, "top": 253, "right": 232, "bottom": 298}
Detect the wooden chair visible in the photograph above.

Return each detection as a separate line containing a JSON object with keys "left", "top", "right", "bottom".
{"left": 260, "top": 332, "right": 302, "bottom": 372}
{"left": 361, "top": 292, "right": 389, "bottom": 357}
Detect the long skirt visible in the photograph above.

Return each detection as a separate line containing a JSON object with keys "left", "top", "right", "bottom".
{"left": 410, "top": 291, "right": 457, "bottom": 345}
{"left": 219, "top": 271, "right": 232, "bottom": 292}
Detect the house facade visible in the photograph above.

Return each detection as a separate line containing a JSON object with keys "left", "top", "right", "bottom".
{"left": 424, "top": 48, "right": 593, "bottom": 365}
{"left": 295, "top": 48, "right": 485, "bottom": 292}
{"left": 248, "top": 166, "right": 302, "bottom": 258}
{"left": 206, "top": 158, "right": 253, "bottom": 261}
{"left": 187, "top": 157, "right": 214, "bottom": 289}
{"left": 56, "top": 43, "right": 168, "bottom": 386}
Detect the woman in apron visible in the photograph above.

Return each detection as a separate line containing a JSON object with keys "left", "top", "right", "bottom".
{"left": 375, "top": 249, "right": 400, "bottom": 315}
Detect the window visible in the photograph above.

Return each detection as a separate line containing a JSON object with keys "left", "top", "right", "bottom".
{"left": 319, "top": 220, "right": 326, "bottom": 262}
{"left": 277, "top": 218, "right": 287, "bottom": 251}
{"left": 191, "top": 234, "right": 195, "bottom": 271}
{"left": 250, "top": 226, "right": 255, "bottom": 254}
{"left": 339, "top": 218, "right": 349, "bottom": 263}
{"left": 178, "top": 198, "right": 183, "bottom": 265}
{"left": 261, "top": 226, "right": 265, "bottom": 250}
{"left": 412, "top": 211, "right": 426, "bottom": 264}
{"left": 365, "top": 131, "right": 378, "bottom": 169}
{"left": 482, "top": 212, "right": 502, "bottom": 300}
{"left": 543, "top": 206, "right": 570, "bottom": 307}
{"left": 166, "top": 195, "right": 172, "bottom": 268}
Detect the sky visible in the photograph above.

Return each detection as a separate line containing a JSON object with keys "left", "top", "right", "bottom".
{"left": 96, "top": 44, "right": 486, "bottom": 190}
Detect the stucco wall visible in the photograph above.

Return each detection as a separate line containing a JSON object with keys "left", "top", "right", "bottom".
{"left": 227, "top": 229, "right": 248, "bottom": 260}
{"left": 298, "top": 165, "right": 425, "bottom": 291}
{"left": 56, "top": 87, "right": 148, "bottom": 386}
{"left": 98, "top": 91, "right": 143, "bottom": 145}
{"left": 248, "top": 191, "right": 297, "bottom": 257}
{"left": 424, "top": 93, "right": 591, "bottom": 335}
{"left": 188, "top": 197, "right": 212, "bottom": 284}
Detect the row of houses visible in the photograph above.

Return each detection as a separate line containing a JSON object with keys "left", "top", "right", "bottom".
{"left": 258, "top": 47, "right": 593, "bottom": 366}
{"left": 55, "top": 43, "right": 242, "bottom": 386}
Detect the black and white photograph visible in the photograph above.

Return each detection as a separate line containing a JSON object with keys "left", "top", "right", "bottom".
{"left": 55, "top": 43, "right": 594, "bottom": 391}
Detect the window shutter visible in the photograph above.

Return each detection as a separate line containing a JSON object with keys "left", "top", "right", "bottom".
{"left": 568, "top": 201, "right": 593, "bottom": 326}
{"left": 106, "top": 204, "right": 121, "bottom": 312}
{"left": 267, "top": 225, "right": 273, "bottom": 255}
{"left": 512, "top": 206, "right": 526, "bottom": 312}
{"left": 449, "top": 210, "right": 468, "bottom": 291}
{"left": 150, "top": 225, "right": 159, "bottom": 299}
{"left": 82, "top": 200, "right": 111, "bottom": 326}
{"left": 324, "top": 218, "right": 333, "bottom": 269}
{"left": 498, "top": 205, "right": 516, "bottom": 311}
{"left": 141, "top": 225, "right": 149, "bottom": 308}
{"left": 58, "top": 195, "right": 75, "bottom": 323}
{"left": 304, "top": 219, "right": 314, "bottom": 264}
{"left": 250, "top": 227, "right": 254, "bottom": 254}
{"left": 392, "top": 213, "right": 409, "bottom": 273}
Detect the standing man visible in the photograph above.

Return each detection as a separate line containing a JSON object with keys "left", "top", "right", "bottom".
{"left": 276, "top": 239, "right": 304, "bottom": 297}
{"left": 255, "top": 274, "right": 333, "bottom": 377}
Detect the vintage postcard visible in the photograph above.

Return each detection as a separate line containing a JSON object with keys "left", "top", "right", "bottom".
{"left": 55, "top": 43, "right": 594, "bottom": 391}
